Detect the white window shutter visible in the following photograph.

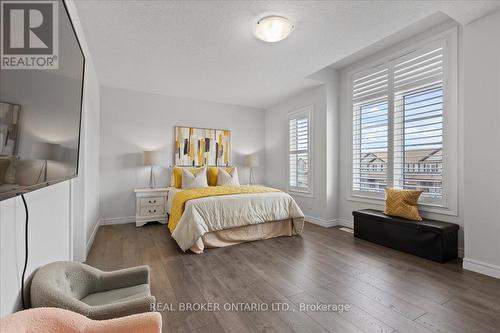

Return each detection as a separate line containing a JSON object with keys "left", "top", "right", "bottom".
{"left": 351, "top": 37, "right": 450, "bottom": 205}
{"left": 352, "top": 66, "right": 389, "bottom": 193}
{"left": 393, "top": 42, "right": 444, "bottom": 198}
{"left": 289, "top": 107, "right": 311, "bottom": 194}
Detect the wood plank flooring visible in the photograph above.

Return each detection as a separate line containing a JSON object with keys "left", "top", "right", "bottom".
{"left": 86, "top": 222, "right": 500, "bottom": 333}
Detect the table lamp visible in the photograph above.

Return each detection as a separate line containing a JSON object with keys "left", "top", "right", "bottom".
{"left": 34, "top": 142, "right": 61, "bottom": 182}
{"left": 143, "top": 150, "right": 161, "bottom": 188}
{"left": 244, "top": 154, "right": 259, "bottom": 185}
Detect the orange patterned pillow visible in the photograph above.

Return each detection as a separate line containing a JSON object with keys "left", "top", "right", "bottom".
{"left": 384, "top": 188, "right": 422, "bottom": 221}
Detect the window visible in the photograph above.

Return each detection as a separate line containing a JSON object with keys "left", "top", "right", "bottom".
{"left": 352, "top": 76, "right": 389, "bottom": 192}
{"left": 351, "top": 32, "right": 457, "bottom": 211}
{"left": 289, "top": 106, "right": 312, "bottom": 195}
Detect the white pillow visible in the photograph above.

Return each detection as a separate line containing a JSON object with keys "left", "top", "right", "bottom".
{"left": 217, "top": 167, "right": 240, "bottom": 186}
{"left": 181, "top": 167, "right": 208, "bottom": 189}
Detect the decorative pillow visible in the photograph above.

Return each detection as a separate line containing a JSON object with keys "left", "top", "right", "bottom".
{"left": 181, "top": 167, "right": 208, "bottom": 189}
{"left": 217, "top": 167, "right": 240, "bottom": 186}
{"left": 171, "top": 166, "right": 205, "bottom": 188}
{"left": 384, "top": 188, "right": 423, "bottom": 221}
{"left": 207, "top": 166, "right": 234, "bottom": 186}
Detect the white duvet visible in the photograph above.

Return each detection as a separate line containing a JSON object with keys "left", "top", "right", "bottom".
{"left": 170, "top": 191, "right": 305, "bottom": 251}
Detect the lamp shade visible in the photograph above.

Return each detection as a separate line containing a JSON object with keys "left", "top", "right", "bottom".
{"left": 244, "top": 154, "right": 259, "bottom": 168}
{"left": 143, "top": 150, "right": 161, "bottom": 166}
{"left": 33, "top": 142, "right": 61, "bottom": 161}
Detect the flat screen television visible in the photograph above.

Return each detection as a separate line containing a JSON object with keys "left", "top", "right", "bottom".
{"left": 0, "top": 0, "right": 84, "bottom": 201}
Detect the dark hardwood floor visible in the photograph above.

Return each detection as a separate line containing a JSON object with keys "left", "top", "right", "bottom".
{"left": 86, "top": 222, "right": 500, "bottom": 333}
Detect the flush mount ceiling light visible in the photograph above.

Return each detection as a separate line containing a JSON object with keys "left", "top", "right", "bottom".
{"left": 254, "top": 15, "right": 294, "bottom": 43}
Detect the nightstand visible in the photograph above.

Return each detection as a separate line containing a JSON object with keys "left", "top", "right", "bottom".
{"left": 134, "top": 188, "right": 169, "bottom": 227}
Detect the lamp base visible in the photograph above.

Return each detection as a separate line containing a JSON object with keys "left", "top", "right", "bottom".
{"left": 149, "top": 166, "right": 156, "bottom": 188}
{"left": 249, "top": 168, "right": 256, "bottom": 185}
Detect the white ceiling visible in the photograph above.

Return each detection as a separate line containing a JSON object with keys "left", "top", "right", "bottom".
{"left": 74, "top": 0, "right": 500, "bottom": 109}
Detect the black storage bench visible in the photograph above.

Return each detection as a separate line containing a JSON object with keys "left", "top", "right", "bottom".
{"left": 352, "top": 209, "right": 459, "bottom": 263}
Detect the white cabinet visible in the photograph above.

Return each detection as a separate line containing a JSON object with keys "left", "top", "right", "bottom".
{"left": 134, "top": 188, "right": 169, "bottom": 227}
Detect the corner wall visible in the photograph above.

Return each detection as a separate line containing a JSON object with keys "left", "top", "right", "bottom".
{"left": 64, "top": 0, "right": 101, "bottom": 262}
{"left": 264, "top": 74, "right": 340, "bottom": 226}
{"left": 462, "top": 10, "right": 500, "bottom": 278}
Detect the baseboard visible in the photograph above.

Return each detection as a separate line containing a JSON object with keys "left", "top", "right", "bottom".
{"left": 86, "top": 219, "right": 100, "bottom": 256}
{"left": 304, "top": 215, "right": 338, "bottom": 228}
{"left": 336, "top": 218, "right": 353, "bottom": 228}
{"left": 463, "top": 258, "right": 500, "bottom": 279}
{"left": 100, "top": 216, "right": 136, "bottom": 225}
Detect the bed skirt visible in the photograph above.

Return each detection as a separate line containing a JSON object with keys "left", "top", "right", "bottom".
{"left": 189, "top": 219, "right": 298, "bottom": 254}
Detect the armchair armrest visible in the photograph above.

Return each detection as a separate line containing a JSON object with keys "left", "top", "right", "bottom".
{"left": 98, "top": 265, "right": 150, "bottom": 291}
{"left": 88, "top": 295, "right": 156, "bottom": 320}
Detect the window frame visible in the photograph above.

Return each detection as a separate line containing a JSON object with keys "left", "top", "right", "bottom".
{"left": 287, "top": 105, "right": 314, "bottom": 197}
{"left": 348, "top": 28, "right": 458, "bottom": 216}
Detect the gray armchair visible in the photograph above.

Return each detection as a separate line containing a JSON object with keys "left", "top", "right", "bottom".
{"left": 30, "top": 261, "right": 156, "bottom": 320}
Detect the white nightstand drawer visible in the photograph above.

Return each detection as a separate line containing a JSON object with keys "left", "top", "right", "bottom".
{"left": 140, "top": 197, "right": 165, "bottom": 207}
{"left": 134, "top": 187, "right": 169, "bottom": 227}
{"left": 140, "top": 206, "right": 164, "bottom": 216}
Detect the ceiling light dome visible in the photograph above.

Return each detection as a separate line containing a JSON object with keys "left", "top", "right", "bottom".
{"left": 254, "top": 15, "right": 294, "bottom": 43}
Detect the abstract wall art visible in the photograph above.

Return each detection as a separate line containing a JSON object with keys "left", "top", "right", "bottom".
{"left": 174, "top": 126, "right": 231, "bottom": 166}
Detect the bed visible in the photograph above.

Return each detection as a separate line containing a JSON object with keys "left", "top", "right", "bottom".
{"left": 166, "top": 186, "right": 305, "bottom": 253}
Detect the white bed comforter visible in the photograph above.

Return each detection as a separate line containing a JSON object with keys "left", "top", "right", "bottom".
{"left": 171, "top": 191, "right": 304, "bottom": 251}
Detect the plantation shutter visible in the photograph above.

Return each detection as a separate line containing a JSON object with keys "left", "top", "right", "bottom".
{"left": 352, "top": 66, "right": 389, "bottom": 193}
{"left": 393, "top": 42, "right": 444, "bottom": 198}
{"left": 289, "top": 109, "right": 310, "bottom": 193}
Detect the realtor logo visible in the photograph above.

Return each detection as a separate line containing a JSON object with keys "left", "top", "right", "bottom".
{"left": 1, "top": 0, "right": 58, "bottom": 69}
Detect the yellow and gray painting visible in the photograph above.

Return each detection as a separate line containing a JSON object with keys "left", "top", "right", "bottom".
{"left": 175, "top": 126, "right": 230, "bottom": 166}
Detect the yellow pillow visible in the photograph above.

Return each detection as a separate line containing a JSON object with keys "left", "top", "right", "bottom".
{"left": 171, "top": 167, "right": 205, "bottom": 188}
{"left": 384, "top": 188, "right": 423, "bottom": 221}
{"left": 207, "top": 167, "right": 234, "bottom": 186}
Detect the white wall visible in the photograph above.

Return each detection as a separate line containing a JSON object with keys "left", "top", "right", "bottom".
{"left": 99, "top": 86, "right": 265, "bottom": 222}
{"left": 0, "top": 0, "right": 100, "bottom": 315}
{"left": 462, "top": 10, "right": 500, "bottom": 278}
{"left": 265, "top": 81, "right": 340, "bottom": 226}
{"left": 65, "top": 0, "right": 101, "bottom": 262}
{"left": 0, "top": 182, "right": 71, "bottom": 316}
{"left": 71, "top": 59, "right": 101, "bottom": 262}
{"left": 83, "top": 63, "right": 101, "bottom": 256}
